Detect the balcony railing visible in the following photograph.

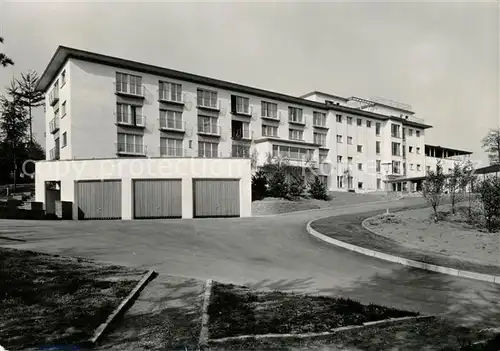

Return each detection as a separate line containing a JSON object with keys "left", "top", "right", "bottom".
{"left": 313, "top": 122, "right": 328, "bottom": 129}
{"left": 288, "top": 116, "right": 305, "bottom": 125}
{"left": 160, "top": 147, "right": 185, "bottom": 157}
{"left": 49, "top": 117, "right": 60, "bottom": 134}
{"left": 159, "top": 118, "right": 185, "bottom": 132}
{"left": 116, "top": 113, "right": 146, "bottom": 127}
{"left": 159, "top": 90, "right": 184, "bottom": 104}
{"left": 232, "top": 105, "right": 253, "bottom": 117}
{"left": 116, "top": 143, "right": 147, "bottom": 155}
{"left": 49, "top": 88, "right": 59, "bottom": 106}
{"left": 261, "top": 111, "right": 281, "bottom": 121}
{"left": 289, "top": 135, "right": 304, "bottom": 142}
{"left": 391, "top": 132, "right": 401, "bottom": 138}
{"left": 231, "top": 129, "right": 251, "bottom": 140}
{"left": 115, "top": 83, "right": 145, "bottom": 98}
{"left": 198, "top": 124, "right": 221, "bottom": 136}
{"left": 49, "top": 147, "right": 60, "bottom": 160}
{"left": 197, "top": 99, "right": 220, "bottom": 111}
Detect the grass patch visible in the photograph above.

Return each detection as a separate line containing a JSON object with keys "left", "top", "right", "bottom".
{"left": 207, "top": 282, "right": 418, "bottom": 339}
{"left": 0, "top": 247, "right": 145, "bottom": 350}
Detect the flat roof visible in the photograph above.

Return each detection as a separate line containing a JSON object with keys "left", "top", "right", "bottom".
{"left": 36, "top": 46, "right": 432, "bottom": 129}
{"left": 425, "top": 144, "right": 473, "bottom": 155}
{"left": 475, "top": 164, "right": 500, "bottom": 175}
{"left": 299, "top": 91, "right": 349, "bottom": 101}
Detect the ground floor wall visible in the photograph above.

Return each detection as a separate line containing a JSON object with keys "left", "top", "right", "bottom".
{"left": 35, "top": 158, "right": 252, "bottom": 220}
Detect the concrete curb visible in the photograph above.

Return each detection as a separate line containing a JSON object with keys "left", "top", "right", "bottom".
{"left": 86, "top": 270, "right": 157, "bottom": 347}
{"left": 307, "top": 218, "right": 500, "bottom": 285}
{"left": 198, "top": 279, "right": 213, "bottom": 349}
{"left": 208, "top": 315, "right": 435, "bottom": 344}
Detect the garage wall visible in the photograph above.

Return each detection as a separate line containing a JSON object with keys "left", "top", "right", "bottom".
{"left": 35, "top": 158, "right": 251, "bottom": 219}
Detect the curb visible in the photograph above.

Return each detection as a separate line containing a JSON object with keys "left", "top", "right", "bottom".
{"left": 85, "top": 270, "right": 157, "bottom": 347}
{"left": 307, "top": 218, "right": 500, "bottom": 285}
{"left": 208, "top": 315, "right": 435, "bottom": 344}
{"left": 198, "top": 279, "right": 213, "bottom": 349}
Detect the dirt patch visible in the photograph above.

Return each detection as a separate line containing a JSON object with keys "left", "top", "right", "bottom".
{"left": 364, "top": 205, "right": 500, "bottom": 267}
{"left": 0, "top": 247, "right": 144, "bottom": 350}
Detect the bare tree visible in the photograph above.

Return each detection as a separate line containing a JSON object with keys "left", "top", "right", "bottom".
{"left": 0, "top": 37, "right": 14, "bottom": 67}
{"left": 481, "top": 128, "right": 500, "bottom": 165}
{"left": 422, "top": 161, "right": 446, "bottom": 222}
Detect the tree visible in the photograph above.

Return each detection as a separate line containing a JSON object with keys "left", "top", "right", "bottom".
{"left": 0, "top": 37, "right": 14, "bottom": 67}
{"left": 251, "top": 169, "right": 268, "bottom": 201}
{"left": 309, "top": 176, "right": 329, "bottom": 200}
{"left": 447, "top": 161, "right": 473, "bottom": 214}
{"left": 478, "top": 177, "right": 500, "bottom": 232}
{"left": 481, "top": 128, "right": 500, "bottom": 165}
{"left": 7, "top": 70, "right": 45, "bottom": 145}
{"left": 422, "top": 161, "right": 446, "bottom": 222}
{"left": 288, "top": 173, "right": 305, "bottom": 200}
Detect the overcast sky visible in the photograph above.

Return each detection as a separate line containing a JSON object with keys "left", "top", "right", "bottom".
{"left": 0, "top": 1, "right": 498, "bottom": 165}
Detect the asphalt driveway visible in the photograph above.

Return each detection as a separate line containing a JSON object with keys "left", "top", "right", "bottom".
{"left": 1, "top": 196, "right": 499, "bottom": 328}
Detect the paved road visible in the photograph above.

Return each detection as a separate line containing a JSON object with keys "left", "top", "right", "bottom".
{"left": 1, "top": 197, "right": 499, "bottom": 328}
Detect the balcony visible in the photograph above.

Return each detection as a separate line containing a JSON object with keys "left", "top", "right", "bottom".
{"left": 115, "top": 114, "right": 146, "bottom": 128}
{"left": 160, "top": 147, "right": 185, "bottom": 157}
{"left": 313, "top": 122, "right": 328, "bottom": 130}
{"left": 49, "top": 117, "right": 60, "bottom": 134}
{"left": 197, "top": 123, "right": 221, "bottom": 137}
{"left": 288, "top": 117, "right": 306, "bottom": 126}
{"left": 115, "top": 83, "right": 145, "bottom": 99}
{"left": 49, "top": 147, "right": 60, "bottom": 160}
{"left": 116, "top": 143, "right": 147, "bottom": 156}
{"left": 289, "top": 135, "right": 304, "bottom": 142}
{"left": 159, "top": 117, "right": 185, "bottom": 132}
{"left": 231, "top": 129, "right": 252, "bottom": 140}
{"left": 159, "top": 90, "right": 185, "bottom": 105}
{"left": 49, "top": 88, "right": 59, "bottom": 106}
{"left": 231, "top": 106, "right": 253, "bottom": 118}
{"left": 391, "top": 132, "right": 401, "bottom": 139}
{"left": 197, "top": 99, "right": 221, "bottom": 111}
{"left": 261, "top": 111, "right": 280, "bottom": 121}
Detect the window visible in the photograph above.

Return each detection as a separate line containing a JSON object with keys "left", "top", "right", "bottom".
{"left": 197, "top": 89, "right": 218, "bottom": 108}
{"left": 416, "top": 130, "right": 421, "bottom": 137}
{"left": 261, "top": 101, "right": 278, "bottom": 119}
{"left": 288, "top": 107, "right": 303, "bottom": 123}
{"left": 416, "top": 147, "right": 421, "bottom": 154}
{"left": 336, "top": 114, "right": 342, "bottom": 123}
{"left": 314, "top": 132, "right": 326, "bottom": 146}
{"left": 61, "top": 101, "right": 66, "bottom": 117}
{"left": 348, "top": 157, "right": 353, "bottom": 165}
{"left": 337, "top": 155, "right": 342, "bottom": 163}
{"left": 116, "top": 103, "right": 143, "bottom": 125}
{"left": 117, "top": 133, "right": 144, "bottom": 154}
{"left": 366, "top": 120, "right": 372, "bottom": 128}
{"left": 61, "top": 70, "right": 66, "bottom": 86}
{"left": 313, "top": 111, "right": 327, "bottom": 127}
{"left": 232, "top": 144, "right": 250, "bottom": 158}
{"left": 337, "top": 176, "right": 343, "bottom": 188}
{"left": 376, "top": 122, "right": 381, "bottom": 136}
{"left": 289, "top": 129, "right": 303, "bottom": 141}
{"left": 272, "top": 145, "right": 312, "bottom": 160}
{"left": 347, "top": 117, "right": 352, "bottom": 125}
{"left": 357, "top": 118, "right": 362, "bottom": 126}
{"left": 376, "top": 141, "right": 381, "bottom": 154}
{"left": 347, "top": 176, "right": 353, "bottom": 189}
{"left": 408, "top": 129, "right": 413, "bottom": 137}
{"left": 417, "top": 164, "right": 421, "bottom": 171}
{"left": 391, "top": 142, "right": 401, "bottom": 156}
{"left": 160, "top": 138, "right": 183, "bottom": 157}
{"left": 198, "top": 141, "right": 218, "bottom": 158}
{"left": 62, "top": 132, "right": 67, "bottom": 148}
{"left": 232, "top": 95, "right": 250, "bottom": 114}
{"left": 319, "top": 154, "right": 327, "bottom": 163}
{"left": 409, "top": 146, "right": 414, "bottom": 153}
{"left": 376, "top": 178, "right": 381, "bottom": 190}
{"left": 410, "top": 163, "right": 414, "bottom": 170}
{"left": 347, "top": 136, "right": 353, "bottom": 145}
{"left": 159, "top": 81, "right": 182, "bottom": 102}
{"left": 262, "top": 124, "right": 278, "bottom": 137}
{"left": 231, "top": 120, "right": 250, "bottom": 139}
{"left": 391, "top": 124, "right": 401, "bottom": 138}
{"left": 392, "top": 160, "right": 401, "bottom": 174}
{"left": 198, "top": 116, "right": 218, "bottom": 134}
{"left": 116, "top": 72, "right": 142, "bottom": 95}
{"left": 358, "top": 182, "right": 363, "bottom": 190}
{"left": 376, "top": 160, "right": 381, "bottom": 173}
{"left": 160, "top": 109, "right": 183, "bottom": 130}
{"left": 337, "top": 135, "right": 342, "bottom": 143}
{"left": 357, "top": 145, "right": 363, "bottom": 153}
{"left": 358, "top": 163, "right": 363, "bottom": 171}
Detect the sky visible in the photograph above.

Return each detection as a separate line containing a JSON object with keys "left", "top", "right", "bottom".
{"left": 0, "top": 1, "right": 498, "bottom": 166}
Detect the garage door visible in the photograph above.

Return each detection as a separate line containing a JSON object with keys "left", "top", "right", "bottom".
{"left": 193, "top": 179, "right": 240, "bottom": 218}
{"left": 77, "top": 180, "right": 122, "bottom": 220}
{"left": 134, "top": 179, "right": 182, "bottom": 219}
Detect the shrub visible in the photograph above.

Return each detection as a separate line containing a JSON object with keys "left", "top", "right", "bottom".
{"left": 251, "top": 170, "right": 268, "bottom": 201}
{"left": 267, "top": 167, "right": 289, "bottom": 199}
{"left": 288, "top": 174, "right": 305, "bottom": 200}
{"left": 478, "top": 177, "right": 500, "bottom": 232}
{"left": 309, "top": 176, "right": 329, "bottom": 200}
{"left": 422, "top": 161, "right": 447, "bottom": 222}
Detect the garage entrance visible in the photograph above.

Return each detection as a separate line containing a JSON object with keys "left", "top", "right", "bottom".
{"left": 193, "top": 179, "right": 240, "bottom": 218}
{"left": 133, "top": 179, "right": 182, "bottom": 219}
{"left": 76, "top": 180, "right": 122, "bottom": 219}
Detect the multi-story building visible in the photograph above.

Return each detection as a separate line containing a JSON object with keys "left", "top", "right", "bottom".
{"left": 34, "top": 46, "right": 471, "bottom": 219}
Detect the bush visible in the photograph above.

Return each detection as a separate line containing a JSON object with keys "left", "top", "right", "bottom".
{"left": 309, "top": 176, "right": 329, "bottom": 200}
{"left": 267, "top": 167, "right": 289, "bottom": 199}
{"left": 288, "top": 174, "right": 305, "bottom": 200}
{"left": 478, "top": 177, "right": 500, "bottom": 232}
{"left": 251, "top": 170, "right": 268, "bottom": 201}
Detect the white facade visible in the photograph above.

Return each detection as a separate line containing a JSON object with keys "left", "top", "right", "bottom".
{"left": 39, "top": 46, "right": 470, "bottom": 196}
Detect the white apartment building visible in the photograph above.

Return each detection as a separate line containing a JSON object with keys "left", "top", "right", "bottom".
{"left": 34, "top": 46, "right": 471, "bottom": 219}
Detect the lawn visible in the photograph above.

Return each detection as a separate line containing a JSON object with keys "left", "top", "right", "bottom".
{"left": 0, "top": 247, "right": 145, "bottom": 350}
{"left": 364, "top": 204, "right": 500, "bottom": 267}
